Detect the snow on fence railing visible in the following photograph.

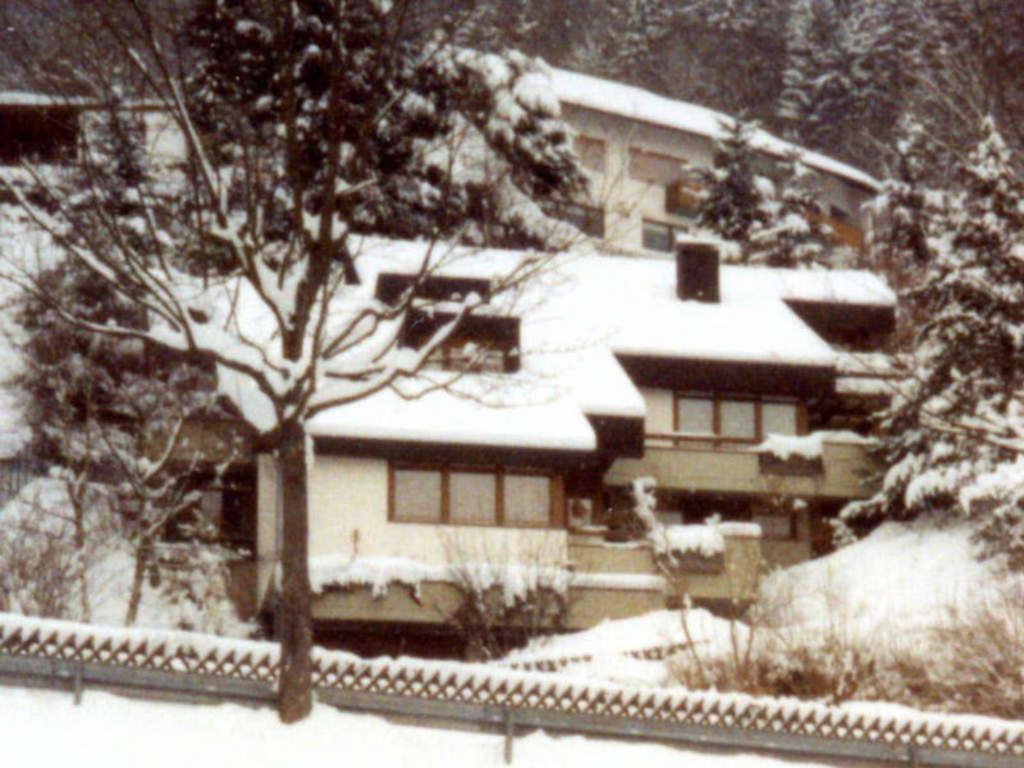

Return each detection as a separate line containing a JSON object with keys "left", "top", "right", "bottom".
{"left": 501, "top": 641, "right": 689, "bottom": 672}
{"left": 1, "top": 612, "right": 1024, "bottom": 765}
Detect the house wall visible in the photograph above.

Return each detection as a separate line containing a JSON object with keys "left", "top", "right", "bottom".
{"left": 254, "top": 454, "right": 569, "bottom": 577}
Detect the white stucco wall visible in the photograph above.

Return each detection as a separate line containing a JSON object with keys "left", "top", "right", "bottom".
{"left": 257, "top": 453, "right": 569, "bottom": 573}
{"left": 640, "top": 388, "right": 674, "bottom": 434}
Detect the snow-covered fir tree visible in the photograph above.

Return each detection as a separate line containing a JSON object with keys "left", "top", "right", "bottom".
{"left": 844, "top": 121, "right": 1024, "bottom": 566}
{"left": 599, "top": 0, "right": 675, "bottom": 89}
{"left": 866, "top": 116, "right": 947, "bottom": 325}
{"left": 695, "top": 120, "right": 771, "bottom": 255}
{"left": 747, "top": 153, "right": 830, "bottom": 269}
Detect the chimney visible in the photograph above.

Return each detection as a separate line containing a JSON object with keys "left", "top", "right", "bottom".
{"left": 676, "top": 240, "right": 720, "bottom": 303}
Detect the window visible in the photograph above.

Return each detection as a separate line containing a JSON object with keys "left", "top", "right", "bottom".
{"left": 752, "top": 512, "right": 797, "bottom": 540}
{"left": 665, "top": 180, "right": 702, "bottom": 218}
{"left": 761, "top": 402, "right": 798, "bottom": 436}
{"left": 671, "top": 394, "right": 804, "bottom": 443}
{"left": 505, "top": 474, "right": 551, "bottom": 526}
{"left": 392, "top": 468, "right": 443, "bottom": 522}
{"left": 642, "top": 220, "right": 676, "bottom": 253}
{"left": 675, "top": 397, "right": 714, "bottom": 435}
{"left": 629, "top": 148, "right": 685, "bottom": 185}
{"left": 719, "top": 400, "right": 757, "bottom": 440}
{"left": 546, "top": 202, "right": 604, "bottom": 238}
{"left": 389, "top": 465, "right": 559, "bottom": 528}
{"left": 449, "top": 471, "right": 498, "bottom": 525}
{"left": 432, "top": 341, "right": 509, "bottom": 374}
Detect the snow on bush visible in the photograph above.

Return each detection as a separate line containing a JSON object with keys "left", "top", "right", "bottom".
{"left": 0, "top": 478, "right": 249, "bottom": 636}
{"left": 631, "top": 477, "right": 757, "bottom": 564}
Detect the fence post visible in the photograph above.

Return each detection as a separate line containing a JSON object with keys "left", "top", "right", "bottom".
{"left": 73, "top": 661, "right": 84, "bottom": 705}
{"left": 503, "top": 707, "right": 515, "bottom": 765}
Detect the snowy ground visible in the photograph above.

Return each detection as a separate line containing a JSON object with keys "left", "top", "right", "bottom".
{"left": 759, "top": 519, "right": 1018, "bottom": 642}
{"left": 0, "top": 686, "right": 837, "bottom": 768}
{"left": 500, "top": 522, "right": 1019, "bottom": 688}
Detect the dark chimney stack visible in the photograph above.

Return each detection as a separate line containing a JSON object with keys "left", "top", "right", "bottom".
{"left": 676, "top": 241, "right": 720, "bottom": 303}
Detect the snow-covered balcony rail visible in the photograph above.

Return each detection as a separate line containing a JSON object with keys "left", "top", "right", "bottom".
{"left": 569, "top": 523, "right": 762, "bottom": 609}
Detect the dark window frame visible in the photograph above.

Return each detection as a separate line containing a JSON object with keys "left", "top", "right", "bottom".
{"left": 387, "top": 462, "right": 564, "bottom": 530}
{"left": 668, "top": 392, "right": 805, "bottom": 445}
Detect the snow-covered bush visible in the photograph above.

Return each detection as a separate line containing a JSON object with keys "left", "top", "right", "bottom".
{"left": 630, "top": 477, "right": 729, "bottom": 570}
{"left": 920, "top": 585, "right": 1024, "bottom": 719}
{"left": 0, "top": 479, "right": 250, "bottom": 636}
{"left": 442, "top": 534, "right": 571, "bottom": 660}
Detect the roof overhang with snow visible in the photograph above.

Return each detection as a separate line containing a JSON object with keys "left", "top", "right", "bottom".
{"left": 549, "top": 68, "right": 880, "bottom": 193}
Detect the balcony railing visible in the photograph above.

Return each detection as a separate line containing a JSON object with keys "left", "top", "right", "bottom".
{"left": 605, "top": 434, "right": 876, "bottom": 499}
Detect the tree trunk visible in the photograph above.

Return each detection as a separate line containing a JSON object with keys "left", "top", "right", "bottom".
{"left": 67, "top": 478, "right": 90, "bottom": 622}
{"left": 276, "top": 419, "right": 314, "bottom": 723}
{"left": 124, "top": 537, "right": 150, "bottom": 626}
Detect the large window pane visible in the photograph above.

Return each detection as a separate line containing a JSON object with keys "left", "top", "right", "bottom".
{"left": 676, "top": 397, "right": 714, "bottom": 435}
{"left": 720, "top": 400, "right": 756, "bottom": 440}
{"left": 504, "top": 474, "right": 551, "bottom": 526}
{"left": 449, "top": 471, "right": 497, "bottom": 525}
{"left": 753, "top": 513, "right": 796, "bottom": 540}
{"left": 393, "top": 469, "right": 442, "bottom": 522}
{"left": 762, "top": 402, "right": 798, "bottom": 436}
{"left": 642, "top": 220, "right": 673, "bottom": 252}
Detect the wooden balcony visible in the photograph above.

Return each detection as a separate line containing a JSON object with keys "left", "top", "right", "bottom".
{"left": 605, "top": 435, "right": 876, "bottom": 500}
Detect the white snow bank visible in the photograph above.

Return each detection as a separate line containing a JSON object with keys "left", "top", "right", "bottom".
{"left": 502, "top": 608, "right": 733, "bottom": 664}
{"left": 0, "top": 687, "right": 840, "bottom": 768}
{"left": 760, "top": 521, "right": 1017, "bottom": 640}
{"left": 550, "top": 68, "right": 880, "bottom": 192}
{"left": 661, "top": 524, "right": 725, "bottom": 558}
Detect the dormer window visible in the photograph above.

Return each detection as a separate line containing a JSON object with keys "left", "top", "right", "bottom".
{"left": 376, "top": 273, "right": 522, "bottom": 376}
{"left": 430, "top": 338, "right": 513, "bottom": 374}
{"left": 0, "top": 102, "right": 79, "bottom": 165}
{"left": 673, "top": 393, "right": 800, "bottom": 443}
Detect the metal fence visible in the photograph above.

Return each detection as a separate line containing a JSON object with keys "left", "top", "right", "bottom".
{"left": 1, "top": 613, "right": 1023, "bottom": 768}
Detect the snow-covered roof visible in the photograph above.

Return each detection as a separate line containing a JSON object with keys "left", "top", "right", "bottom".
{"left": 304, "top": 239, "right": 892, "bottom": 450}
{"left": 549, "top": 68, "right": 880, "bottom": 193}
{"left": 0, "top": 214, "right": 892, "bottom": 455}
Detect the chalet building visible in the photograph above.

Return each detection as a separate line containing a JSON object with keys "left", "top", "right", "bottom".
{"left": 547, "top": 69, "right": 879, "bottom": 258}
{"left": 236, "top": 237, "right": 895, "bottom": 652}
{"left": 0, "top": 75, "right": 896, "bottom": 652}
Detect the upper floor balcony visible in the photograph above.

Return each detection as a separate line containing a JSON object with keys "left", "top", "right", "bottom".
{"left": 605, "top": 431, "right": 876, "bottom": 501}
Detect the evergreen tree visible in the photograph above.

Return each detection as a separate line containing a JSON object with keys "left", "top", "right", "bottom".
{"left": 599, "top": 0, "right": 675, "bottom": 89}
{"left": 747, "top": 153, "right": 830, "bottom": 268}
{"left": 695, "top": 120, "right": 770, "bottom": 254}
{"left": 867, "top": 117, "right": 945, "bottom": 297}
{"left": 843, "top": 121, "right": 1024, "bottom": 565}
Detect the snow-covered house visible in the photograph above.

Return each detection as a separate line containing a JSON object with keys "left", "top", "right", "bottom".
{"left": 237, "top": 236, "right": 895, "bottom": 648}
{"left": 548, "top": 69, "right": 879, "bottom": 257}
{"left": 0, "top": 76, "right": 895, "bottom": 649}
